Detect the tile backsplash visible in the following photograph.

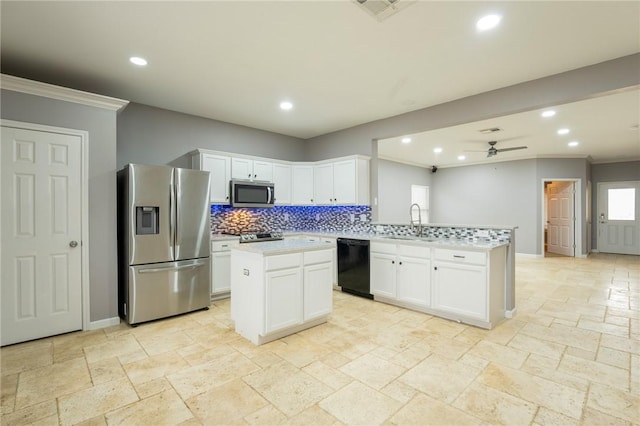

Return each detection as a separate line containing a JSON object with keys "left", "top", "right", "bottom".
{"left": 210, "top": 205, "right": 372, "bottom": 235}
{"left": 210, "top": 205, "right": 512, "bottom": 244}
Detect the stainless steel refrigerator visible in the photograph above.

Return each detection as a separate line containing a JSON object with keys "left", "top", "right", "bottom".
{"left": 117, "top": 164, "right": 211, "bottom": 325}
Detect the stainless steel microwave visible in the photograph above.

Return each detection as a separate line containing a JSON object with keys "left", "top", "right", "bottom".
{"left": 230, "top": 179, "right": 275, "bottom": 208}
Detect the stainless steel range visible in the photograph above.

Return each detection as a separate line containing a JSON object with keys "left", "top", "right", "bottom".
{"left": 238, "top": 232, "right": 284, "bottom": 243}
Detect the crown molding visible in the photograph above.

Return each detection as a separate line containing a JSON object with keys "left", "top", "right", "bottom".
{"left": 0, "top": 74, "right": 129, "bottom": 112}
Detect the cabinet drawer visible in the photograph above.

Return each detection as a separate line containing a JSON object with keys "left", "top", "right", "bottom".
{"left": 304, "top": 249, "right": 334, "bottom": 265}
{"left": 434, "top": 248, "right": 486, "bottom": 265}
{"left": 371, "top": 242, "right": 397, "bottom": 255}
{"left": 265, "top": 253, "right": 303, "bottom": 271}
{"left": 211, "top": 240, "right": 239, "bottom": 252}
{"left": 398, "top": 244, "right": 430, "bottom": 258}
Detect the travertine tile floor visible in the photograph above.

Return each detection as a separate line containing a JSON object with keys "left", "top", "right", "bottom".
{"left": 2, "top": 253, "right": 639, "bottom": 425}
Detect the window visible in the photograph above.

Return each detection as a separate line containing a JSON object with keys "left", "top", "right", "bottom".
{"left": 608, "top": 188, "right": 635, "bottom": 220}
{"left": 411, "top": 185, "right": 429, "bottom": 223}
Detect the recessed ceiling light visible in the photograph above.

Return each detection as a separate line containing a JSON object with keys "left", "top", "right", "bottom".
{"left": 129, "top": 56, "right": 147, "bottom": 66}
{"left": 433, "top": 147, "right": 442, "bottom": 153}
{"left": 279, "top": 101, "right": 293, "bottom": 111}
{"left": 557, "top": 128, "right": 570, "bottom": 135}
{"left": 541, "top": 110, "right": 556, "bottom": 118}
{"left": 401, "top": 137, "right": 412, "bottom": 144}
{"left": 458, "top": 155, "right": 466, "bottom": 160}
{"left": 568, "top": 141, "right": 579, "bottom": 147}
{"left": 476, "top": 14, "right": 502, "bottom": 31}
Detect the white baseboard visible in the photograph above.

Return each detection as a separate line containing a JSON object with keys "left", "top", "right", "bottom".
{"left": 88, "top": 316, "right": 120, "bottom": 330}
{"left": 505, "top": 308, "right": 517, "bottom": 319}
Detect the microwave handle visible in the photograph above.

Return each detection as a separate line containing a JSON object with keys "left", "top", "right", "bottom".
{"left": 267, "top": 186, "right": 273, "bottom": 204}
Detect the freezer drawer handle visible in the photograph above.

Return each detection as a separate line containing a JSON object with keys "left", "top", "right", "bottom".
{"left": 138, "top": 261, "right": 206, "bottom": 274}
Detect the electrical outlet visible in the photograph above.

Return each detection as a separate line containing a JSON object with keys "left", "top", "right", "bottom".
{"left": 283, "top": 213, "right": 289, "bottom": 221}
{"left": 315, "top": 213, "right": 320, "bottom": 221}
{"left": 376, "top": 225, "right": 384, "bottom": 233}
{"left": 359, "top": 214, "right": 367, "bottom": 222}
{"left": 476, "top": 229, "right": 490, "bottom": 238}
{"left": 349, "top": 213, "right": 355, "bottom": 223}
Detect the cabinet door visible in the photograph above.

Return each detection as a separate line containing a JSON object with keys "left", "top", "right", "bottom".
{"left": 332, "top": 159, "right": 356, "bottom": 205}
{"left": 314, "top": 163, "right": 334, "bottom": 205}
{"left": 252, "top": 160, "right": 273, "bottom": 182}
{"left": 292, "top": 165, "right": 314, "bottom": 205}
{"left": 201, "top": 154, "right": 231, "bottom": 203}
{"left": 231, "top": 157, "right": 253, "bottom": 180}
{"left": 211, "top": 251, "right": 231, "bottom": 294}
{"left": 432, "top": 262, "right": 487, "bottom": 320}
{"left": 397, "top": 256, "right": 430, "bottom": 307}
{"left": 272, "top": 163, "right": 292, "bottom": 205}
{"left": 265, "top": 268, "right": 303, "bottom": 333}
{"left": 303, "top": 262, "right": 333, "bottom": 321}
{"left": 370, "top": 252, "right": 396, "bottom": 298}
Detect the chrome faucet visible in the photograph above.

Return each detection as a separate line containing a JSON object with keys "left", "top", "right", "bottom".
{"left": 410, "top": 203, "right": 422, "bottom": 237}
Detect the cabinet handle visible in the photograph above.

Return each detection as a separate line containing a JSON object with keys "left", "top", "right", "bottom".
{"left": 254, "top": 174, "right": 257, "bottom": 178}
{"left": 248, "top": 174, "right": 251, "bottom": 178}
{"left": 391, "top": 260, "right": 395, "bottom": 264}
{"left": 434, "top": 266, "right": 438, "bottom": 271}
{"left": 453, "top": 255, "right": 466, "bottom": 259}
{"left": 399, "top": 261, "right": 403, "bottom": 265}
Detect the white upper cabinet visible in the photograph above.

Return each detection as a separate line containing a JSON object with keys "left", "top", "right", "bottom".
{"left": 231, "top": 157, "right": 273, "bottom": 182}
{"left": 191, "top": 150, "right": 369, "bottom": 206}
{"left": 292, "top": 165, "right": 315, "bottom": 205}
{"left": 313, "top": 163, "right": 334, "bottom": 205}
{"left": 192, "top": 151, "right": 231, "bottom": 204}
{"left": 313, "top": 158, "right": 369, "bottom": 205}
{"left": 272, "top": 163, "right": 292, "bottom": 205}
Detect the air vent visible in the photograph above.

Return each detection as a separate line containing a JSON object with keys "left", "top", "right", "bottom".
{"left": 354, "top": 0, "right": 416, "bottom": 22}
{"left": 478, "top": 127, "right": 503, "bottom": 134}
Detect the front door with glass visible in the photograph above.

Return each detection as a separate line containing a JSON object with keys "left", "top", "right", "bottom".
{"left": 597, "top": 181, "right": 640, "bottom": 255}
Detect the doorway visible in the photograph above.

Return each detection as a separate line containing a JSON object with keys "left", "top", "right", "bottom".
{"left": 542, "top": 179, "right": 580, "bottom": 257}
{"left": 597, "top": 181, "right": 640, "bottom": 255}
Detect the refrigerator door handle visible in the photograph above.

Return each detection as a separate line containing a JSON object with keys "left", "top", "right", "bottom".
{"left": 170, "top": 182, "right": 176, "bottom": 257}
{"left": 138, "top": 261, "right": 206, "bottom": 274}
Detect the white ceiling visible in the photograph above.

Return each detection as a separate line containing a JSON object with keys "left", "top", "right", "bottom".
{"left": 379, "top": 88, "right": 640, "bottom": 167}
{"left": 1, "top": 1, "right": 639, "bottom": 161}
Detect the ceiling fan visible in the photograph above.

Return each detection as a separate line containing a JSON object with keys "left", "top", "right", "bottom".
{"left": 467, "top": 140, "right": 528, "bottom": 157}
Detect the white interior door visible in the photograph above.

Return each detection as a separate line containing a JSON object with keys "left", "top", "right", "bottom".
{"left": 597, "top": 181, "right": 640, "bottom": 255}
{"left": 1, "top": 126, "right": 83, "bottom": 346}
{"left": 546, "top": 181, "right": 575, "bottom": 256}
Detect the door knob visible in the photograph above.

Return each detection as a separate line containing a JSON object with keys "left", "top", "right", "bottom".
{"left": 69, "top": 241, "right": 78, "bottom": 248}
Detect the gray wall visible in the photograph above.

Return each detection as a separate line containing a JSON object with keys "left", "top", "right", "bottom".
{"left": 430, "top": 159, "right": 538, "bottom": 254}
{"left": 377, "top": 159, "right": 433, "bottom": 224}
{"left": 591, "top": 161, "right": 640, "bottom": 250}
{"left": 117, "top": 103, "right": 306, "bottom": 168}
{"left": 1, "top": 89, "right": 118, "bottom": 322}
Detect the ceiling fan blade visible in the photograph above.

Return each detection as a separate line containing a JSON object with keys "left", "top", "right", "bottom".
{"left": 496, "top": 146, "right": 528, "bottom": 153}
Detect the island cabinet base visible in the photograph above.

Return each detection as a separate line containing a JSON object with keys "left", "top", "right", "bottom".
{"left": 231, "top": 245, "right": 335, "bottom": 345}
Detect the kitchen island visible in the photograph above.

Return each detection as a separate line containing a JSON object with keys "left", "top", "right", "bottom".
{"left": 230, "top": 239, "right": 335, "bottom": 345}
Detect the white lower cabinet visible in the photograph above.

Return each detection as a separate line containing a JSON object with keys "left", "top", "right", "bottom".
{"left": 432, "top": 261, "right": 486, "bottom": 320}
{"left": 431, "top": 246, "right": 506, "bottom": 328}
{"left": 265, "top": 268, "right": 303, "bottom": 333}
{"left": 370, "top": 242, "right": 430, "bottom": 309}
{"left": 231, "top": 247, "right": 334, "bottom": 345}
{"left": 303, "top": 261, "right": 333, "bottom": 321}
{"left": 210, "top": 240, "right": 239, "bottom": 298}
{"left": 369, "top": 241, "right": 507, "bottom": 329}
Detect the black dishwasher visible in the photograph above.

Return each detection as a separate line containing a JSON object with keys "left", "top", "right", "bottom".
{"left": 337, "top": 238, "right": 372, "bottom": 299}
